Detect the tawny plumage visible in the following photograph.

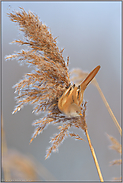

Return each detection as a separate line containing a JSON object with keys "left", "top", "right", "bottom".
{"left": 58, "top": 65, "right": 100, "bottom": 117}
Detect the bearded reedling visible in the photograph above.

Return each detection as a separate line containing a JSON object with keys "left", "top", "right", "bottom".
{"left": 58, "top": 65, "right": 101, "bottom": 117}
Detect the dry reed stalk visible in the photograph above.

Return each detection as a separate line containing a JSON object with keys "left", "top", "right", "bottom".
{"left": 85, "top": 129, "right": 104, "bottom": 182}
{"left": 6, "top": 8, "right": 104, "bottom": 181}
{"left": 94, "top": 81, "right": 122, "bottom": 136}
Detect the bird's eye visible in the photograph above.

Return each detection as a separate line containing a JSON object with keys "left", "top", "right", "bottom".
{"left": 76, "top": 111, "right": 82, "bottom": 116}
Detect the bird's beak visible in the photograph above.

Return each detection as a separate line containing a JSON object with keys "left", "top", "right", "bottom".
{"left": 79, "top": 113, "right": 83, "bottom": 116}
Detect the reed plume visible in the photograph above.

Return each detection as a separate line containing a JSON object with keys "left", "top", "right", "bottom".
{"left": 107, "top": 134, "right": 122, "bottom": 181}
{"left": 6, "top": 8, "right": 87, "bottom": 159}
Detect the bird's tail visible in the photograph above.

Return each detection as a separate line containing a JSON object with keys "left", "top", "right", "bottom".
{"left": 80, "top": 65, "right": 101, "bottom": 90}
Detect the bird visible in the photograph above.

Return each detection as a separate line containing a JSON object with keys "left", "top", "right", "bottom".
{"left": 58, "top": 65, "right": 101, "bottom": 117}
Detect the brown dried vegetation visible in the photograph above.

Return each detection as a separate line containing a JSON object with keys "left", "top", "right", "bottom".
{"left": 6, "top": 8, "right": 87, "bottom": 159}
{"left": 107, "top": 134, "right": 122, "bottom": 181}
{"left": 107, "top": 134, "right": 121, "bottom": 154}
{"left": 2, "top": 150, "right": 38, "bottom": 181}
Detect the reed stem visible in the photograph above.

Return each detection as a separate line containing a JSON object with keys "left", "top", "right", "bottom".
{"left": 95, "top": 80, "right": 122, "bottom": 136}
{"left": 85, "top": 128, "right": 104, "bottom": 182}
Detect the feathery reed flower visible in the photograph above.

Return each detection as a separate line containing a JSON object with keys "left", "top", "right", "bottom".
{"left": 6, "top": 8, "right": 87, "bottom": 159}
{"left": 107, "top": 134, "right": 122, "bottom": 181}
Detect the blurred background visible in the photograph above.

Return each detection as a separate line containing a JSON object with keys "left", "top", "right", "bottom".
{"left": 2, "top": 1, "right": 121, "bottom": 181}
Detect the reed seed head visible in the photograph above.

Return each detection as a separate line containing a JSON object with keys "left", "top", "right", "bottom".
{"left": 6, "top": 7, "right": 87, "bottom": 159}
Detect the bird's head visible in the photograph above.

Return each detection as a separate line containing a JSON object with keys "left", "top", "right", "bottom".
{"left": 67, "top": 103, "right": 82, "bottom": 118}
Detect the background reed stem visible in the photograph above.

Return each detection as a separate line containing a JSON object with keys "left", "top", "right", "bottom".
{"left": 95, "top": 81, "right": 122, "bottom": 136}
